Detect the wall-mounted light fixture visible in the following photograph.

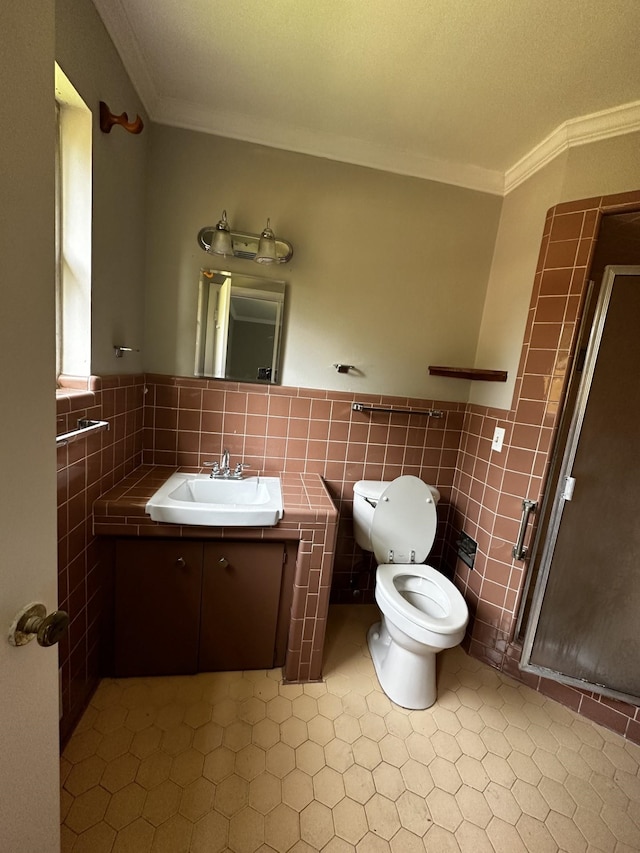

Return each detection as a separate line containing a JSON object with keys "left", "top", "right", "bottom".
{"left": 198, "top": 210, "right": 293, "bottom": 264}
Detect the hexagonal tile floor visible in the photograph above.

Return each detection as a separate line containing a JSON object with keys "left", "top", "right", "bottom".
{"left": 61, "top": 604, "right": 640, "bottom": 852}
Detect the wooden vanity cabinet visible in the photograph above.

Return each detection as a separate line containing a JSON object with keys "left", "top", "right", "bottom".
{"left": 113, "top": 537, "right": 291, "bottom": 677}
{"left": 200, "top": 542, "right": 286, "bottom": 672}
{"left": 114, "top": 539, "right": 202, "bottom": 677}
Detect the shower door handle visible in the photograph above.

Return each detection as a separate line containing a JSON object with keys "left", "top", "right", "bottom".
{"left": 513, "top": 499, "right": 537, "bottom": 561}
{"left": 562, "top": 476, "right": 576, "bottom": 501}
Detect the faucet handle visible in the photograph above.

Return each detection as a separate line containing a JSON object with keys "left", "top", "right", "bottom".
{"left": 233, "top": 463, "right": 249, "bottom": 477}
{"left": 203, "top": 461, "right": 220, "bottom": 477}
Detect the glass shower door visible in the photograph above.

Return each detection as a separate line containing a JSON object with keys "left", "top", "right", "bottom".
{"left": 520, "top": 266, "right": 640, "bottom": 704}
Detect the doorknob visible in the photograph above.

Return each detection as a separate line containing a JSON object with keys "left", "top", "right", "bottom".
{"left": 7, "top": 602, "right": 70, "bottom": 647}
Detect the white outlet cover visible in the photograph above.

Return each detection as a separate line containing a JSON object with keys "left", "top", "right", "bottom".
{"left": 492, "top": 426, "right": 505, "bottom": 452}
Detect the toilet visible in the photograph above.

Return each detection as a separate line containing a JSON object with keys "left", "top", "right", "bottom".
{"left": 353, "top": 476, "right": 469, "bottom": 709}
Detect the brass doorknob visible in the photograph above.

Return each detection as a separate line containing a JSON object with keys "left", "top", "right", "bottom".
{"left": 8, "top": 603, "right": 70, "bottom": 647}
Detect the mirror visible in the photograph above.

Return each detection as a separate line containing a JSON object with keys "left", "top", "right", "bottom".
{"left": 195, "top": 269, "right": 286, "bottom": 384}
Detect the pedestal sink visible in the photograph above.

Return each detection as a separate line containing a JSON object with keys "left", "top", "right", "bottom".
{"left": 146, "top": 472, "right": 283, "bottom": 527}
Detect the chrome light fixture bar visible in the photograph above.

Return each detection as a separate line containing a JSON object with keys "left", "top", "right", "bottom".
{"left": 198, "top": 211, "right": 293, "bottom": 264}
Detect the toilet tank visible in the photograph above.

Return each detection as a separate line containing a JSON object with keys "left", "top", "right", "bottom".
{"left": 353, "top": 479, "right": 440, "bottom": 552}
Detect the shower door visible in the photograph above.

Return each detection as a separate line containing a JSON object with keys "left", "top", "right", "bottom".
{"left": 520, "top": 266, "right": 640, "bottom": 704}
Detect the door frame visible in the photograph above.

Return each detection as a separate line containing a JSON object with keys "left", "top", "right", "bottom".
{"left": 519, "top": 265, "right": 640, "bottom": 705}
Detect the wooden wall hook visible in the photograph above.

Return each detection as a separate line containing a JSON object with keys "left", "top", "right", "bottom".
{"left": 99, "top": 101, "right": 144, "bottom": 135}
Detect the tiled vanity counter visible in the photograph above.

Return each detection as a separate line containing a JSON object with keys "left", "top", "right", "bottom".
{"left": 94, "top": 466, "right": 338, "bottom": 681}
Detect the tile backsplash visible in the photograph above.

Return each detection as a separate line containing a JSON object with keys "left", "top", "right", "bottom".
{"left": 142, "top": 374, "right": 466, "bottom": 599}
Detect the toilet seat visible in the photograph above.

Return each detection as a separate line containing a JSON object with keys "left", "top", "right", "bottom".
{"left": 376, "top": 563, "right": 469, "bottom": 638}
{"left": 370, "top": 476, "right": 437, "bottom": 565}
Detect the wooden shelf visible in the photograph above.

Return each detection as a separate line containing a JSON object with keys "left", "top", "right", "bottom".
{"left": 428, "top": 365, "right": 507, "bottom": 382}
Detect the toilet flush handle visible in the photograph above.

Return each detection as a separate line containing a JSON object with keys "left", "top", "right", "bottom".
{"left": 364, "top": 496, "right": 388, "bottom": 508}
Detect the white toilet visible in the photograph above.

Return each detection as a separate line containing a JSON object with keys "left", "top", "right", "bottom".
{"left": 353, "top": 476, "right": 469, "bottom": 709}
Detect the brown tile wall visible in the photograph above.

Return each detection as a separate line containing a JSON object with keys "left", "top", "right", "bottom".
{"left": 449, "top": 189, "right": 640, "bottom": 743}
{"left": 57, "top": 188, "right": 640, "bottom": 745}
{"left": 141, "top": 375, "right": 467, "bottom": 602}
{"left": 56, "top": 374, "right": 144, "bottom": 743}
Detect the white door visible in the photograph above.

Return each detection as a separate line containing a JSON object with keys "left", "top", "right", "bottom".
{"left": 0, "top": 1, "right": 61, "bottom": 850}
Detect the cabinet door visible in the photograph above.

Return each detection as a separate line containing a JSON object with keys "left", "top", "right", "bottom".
{"left": 200, "top": 542, "right": 284, "bottom": 671}
{"left": 114, "top": 539, "right": 203, "bottom": 677}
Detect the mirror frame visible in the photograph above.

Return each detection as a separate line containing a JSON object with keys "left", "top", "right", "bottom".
{"left": 194, "top": 269, "right": 286, "bottom": 384}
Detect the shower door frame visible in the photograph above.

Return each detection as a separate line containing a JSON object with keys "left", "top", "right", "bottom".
{"left": 519, "top": 264, "right": 640, "bottom": 706}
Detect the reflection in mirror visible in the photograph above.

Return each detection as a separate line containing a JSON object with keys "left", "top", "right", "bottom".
{"left": 195, "top": 269, "right": 286, "bottom": 384}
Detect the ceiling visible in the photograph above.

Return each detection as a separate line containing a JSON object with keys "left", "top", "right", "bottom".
{"left": 92, "top": 0, "right": 640, "bottom": 195}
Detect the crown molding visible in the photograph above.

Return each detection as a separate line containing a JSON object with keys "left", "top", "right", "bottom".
{"left": 92, "top": 0, "right": 160, "bottom": 115}
{"left": 153, "top": 96, "right": 506, "bottom": 196}
{"left": 505, "top": 100, "right": 640, "bottom": 194}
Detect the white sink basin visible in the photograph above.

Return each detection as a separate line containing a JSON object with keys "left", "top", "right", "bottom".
{"left": 146, "top": 473, "right": 284, "bottom": 527}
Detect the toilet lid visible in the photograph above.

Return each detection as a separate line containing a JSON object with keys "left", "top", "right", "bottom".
{"left": 370, "top": 476, "right": 437, "bottom": 564}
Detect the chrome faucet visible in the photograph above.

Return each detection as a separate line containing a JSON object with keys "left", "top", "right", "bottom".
{"left": 204, "top": 448, "right": 248, "bottom": 479}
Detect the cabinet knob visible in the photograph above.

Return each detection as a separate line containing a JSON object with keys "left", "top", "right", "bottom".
{"left": 176, "top": 557, "right": 186, "bottom": 569}
{"left": 218, "top": 557, "right": 230, "bottom": 569}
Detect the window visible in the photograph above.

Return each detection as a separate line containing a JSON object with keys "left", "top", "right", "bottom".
{"left": 55, "top": 63, "right": 92, "bottom": 384}
{"left": 55, "top": 101, "right": 62, "bottom": 377}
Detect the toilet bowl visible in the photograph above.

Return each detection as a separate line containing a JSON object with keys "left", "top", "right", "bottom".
{"left": 353, "top": 476, "right": 469, "bottom": 709}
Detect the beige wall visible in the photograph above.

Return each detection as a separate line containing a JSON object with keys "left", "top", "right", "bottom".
{"left": 56, "top": 0, "right": 148, "bottom": 375}
{"left": 472, "top": 132, "right": 640, "bottom": 410}
{"left": 0, "top": 0, "right": 60, "bottom": 848}
{"left": 561, "top": 131, "right": 640, "bottom": 201}
{"left": 470, "top": 154, "right": 568, "bottom": 409}
{"left": 143, "top": 126, "right": 503, "bottom": 400}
